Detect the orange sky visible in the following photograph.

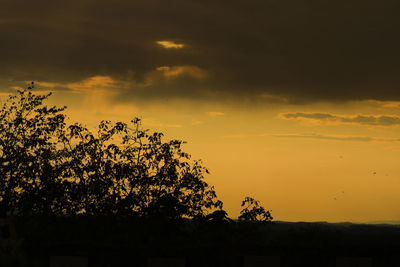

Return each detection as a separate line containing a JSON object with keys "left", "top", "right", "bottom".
{"left": 7, "top": 78, "right": 397, "bottom": 223}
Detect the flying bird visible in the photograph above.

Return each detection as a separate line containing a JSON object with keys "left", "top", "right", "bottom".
{"left": 333, "top": 190, "right": 345, "bottom": 200}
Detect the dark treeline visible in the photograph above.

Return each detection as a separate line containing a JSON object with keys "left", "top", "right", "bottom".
{"left": 16, "top": 216, "right": 400, "bottom": 251}
{"left": 12, "top": 217, "right": 400, "bottom": 266}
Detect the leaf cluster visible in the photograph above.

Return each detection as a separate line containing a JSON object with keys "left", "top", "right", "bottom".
{"left": 238, "top": 197, "right": 273, "bottom": 223}
{"left": 0, "top": 84, "right": 222, "bottom": 220}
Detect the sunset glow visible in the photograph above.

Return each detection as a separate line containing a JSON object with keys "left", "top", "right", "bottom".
{"left": 1, "top": 0, "right": 400, "bottom": 223}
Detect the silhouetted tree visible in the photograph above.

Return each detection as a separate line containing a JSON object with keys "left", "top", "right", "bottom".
{"left": 238, "top": 197, "right": 273, "bottom": 222}
{"left": 0, "top": 82, "right": 67, "bottom": 217}
{"left": 59, "top": 118, "right": 223, "bottom": 219}
{"left": 0, "top": 84, "right": 223, "bottom": 220}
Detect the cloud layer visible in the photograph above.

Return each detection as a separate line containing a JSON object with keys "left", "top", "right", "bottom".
{"left": 273, "top": 133, "right": 399, "bottom": 142}
{"left": 1, "top": 0, "right": 400, "bottom": 103}
{"left": 282, "top": 112, "right": 400, "bottom": 126}
{"left": 223, "top": 133, "right": 400, "bottom": 142}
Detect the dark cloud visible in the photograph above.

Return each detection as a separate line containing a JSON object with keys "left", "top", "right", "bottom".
{"left": 282, "top": 112, "right": 400, "bottom": 126}
{"left": 1, "top": 0, "right": 400, "bottom": 103}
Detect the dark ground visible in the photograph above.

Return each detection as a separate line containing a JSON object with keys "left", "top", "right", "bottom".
{"left": 2, "top": 217, "right": 400, "bottom": 266}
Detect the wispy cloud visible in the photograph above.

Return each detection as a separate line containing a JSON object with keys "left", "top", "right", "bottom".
{"left": 206, "top": 111, "right": 225, "bottom": 117}
{"left": 35, "top": 76, "right": 129, "bottom": 95}
{"left": 155, "top": 66, "right": 207, "bottom": 80}
{"left": 361, "top": 100, "right": 400, "bottom": 109}
{"left": 281, "top": 112, "right": 400, "bottom": 126}
{"left": 222, "top": 133, "right": 400, "bottom": 142}
{"left": 257, "top": 93, "right": 288, "bottom": 103}
{"left": 33, "top": 77, "right": 139, "bottom": 122}
{"left": 191, "top": 119, "right": 203, "bottom": 126}
{"left": 222, "top": 134, "right": 249, "bottom": 139}
{"left": 156, "top": 40, "right": 184, "bottom": 49}
{"left": 273, "top": 133, "right": 376, "bottom": 142}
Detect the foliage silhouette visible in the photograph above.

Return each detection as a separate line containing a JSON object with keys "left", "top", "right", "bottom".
{"left": 0, "top": 84, "right": 224, "bottom": 220}
{"left": 204, "top": 209, "right": 232, "bottom": 223}
{"left": 238, "top": 197, "right": 273, "bottom": 222}
{"left": 0, "top": 82, "right": 67, "bottom": 217}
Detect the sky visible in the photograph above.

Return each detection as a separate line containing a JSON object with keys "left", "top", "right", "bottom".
{"left": 1, "top": 0, "right": 400, "bottom": 223}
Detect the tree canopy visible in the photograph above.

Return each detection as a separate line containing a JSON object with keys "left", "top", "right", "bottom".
{"left": 0, "top": 83, "right": 223, "bottom": 219}
{"left": 0, "top": 83, "right": 272, "bottom": 222}
{"left": 238, "top": 197, "right": 273, "bottom": 223}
